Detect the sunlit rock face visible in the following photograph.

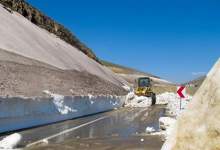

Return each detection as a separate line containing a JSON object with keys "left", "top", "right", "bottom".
{"left": 170, "top": 59, "right": 220, "bottom": 150}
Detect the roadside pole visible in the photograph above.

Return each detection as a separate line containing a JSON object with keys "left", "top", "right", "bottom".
{"left": 177, "top": 86, "right": 185, "bottom": 110}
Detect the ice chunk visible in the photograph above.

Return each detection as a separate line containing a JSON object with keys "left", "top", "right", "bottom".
{"left": 0, "top": 133, "right": 22, "bottom": 149}
{"left": 145, "top": 126, "right": 156, "bottom": 133}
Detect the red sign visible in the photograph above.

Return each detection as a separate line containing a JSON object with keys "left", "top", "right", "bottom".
{"left": 177, "top": 86, "right": 185, "bottom": 98}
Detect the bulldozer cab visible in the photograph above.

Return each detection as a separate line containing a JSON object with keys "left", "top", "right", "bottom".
{"left": 137, "top": 77, "right": 151, "bottom": 87}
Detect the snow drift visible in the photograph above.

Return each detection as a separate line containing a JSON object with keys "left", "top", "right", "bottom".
{"left": 0, "top": 4, "right": 126, "bottom": 87}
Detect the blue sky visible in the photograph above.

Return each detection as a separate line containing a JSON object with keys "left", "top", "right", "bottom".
{"left": 27, "top": 0, "right": 220, "bottom": 83}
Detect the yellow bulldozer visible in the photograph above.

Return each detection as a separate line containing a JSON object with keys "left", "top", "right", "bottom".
{"left": 135, "top": 77, "right": 156, "bottom": 105}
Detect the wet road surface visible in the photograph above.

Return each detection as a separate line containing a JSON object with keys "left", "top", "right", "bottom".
{"left": 10, "top": 105, "right": 166, "bottom": 150}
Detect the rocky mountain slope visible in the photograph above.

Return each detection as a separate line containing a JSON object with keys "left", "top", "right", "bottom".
{"left": 0, "top": 3, "right": 129, "bottom": 96}
{"left": 0, "top": 0, "right": 99, "bottom": 63}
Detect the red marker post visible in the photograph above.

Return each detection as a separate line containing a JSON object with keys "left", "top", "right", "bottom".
{"left": 177, "top": 86, "right": 185, "bottom": 110}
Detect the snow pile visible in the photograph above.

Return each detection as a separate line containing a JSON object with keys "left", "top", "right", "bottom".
{"left": 124, "top": 92, "right": 152, "bottom": 107}
{"left": 43, "top": 90, "right": 77, "bottom": 115}
{"left": 156, "top": 92, "right": 192, "bottom": 117}
{"left": 0, "top": 133, "right": 22, "bottom": 149}
{"left": 124, "top": 91, "right": 192, "bottom": 110}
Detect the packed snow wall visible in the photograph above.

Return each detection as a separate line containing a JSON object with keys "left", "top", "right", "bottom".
{"left": 162, "top": 58, "right": 220, "bottom": 150}
{"left": 0, "top": 95, "right": 125, "bottom": 133}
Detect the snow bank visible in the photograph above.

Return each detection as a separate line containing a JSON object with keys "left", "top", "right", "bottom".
{"left": 0, "top": 133, "right": 22, "bottom": 149}
{"left": 0, "top": 93, "right": 125, "bottom": 133}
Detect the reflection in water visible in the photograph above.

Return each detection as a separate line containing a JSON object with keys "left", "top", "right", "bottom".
{"left": 26, "top": 106, "right": 166, "bottom": 150}
{"left": 49, "top": 106, "right": 165, "bottom": 144}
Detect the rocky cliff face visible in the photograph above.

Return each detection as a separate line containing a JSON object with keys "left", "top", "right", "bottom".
{"left": 0, "top": 0, "right": 99, "bottom": 63}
